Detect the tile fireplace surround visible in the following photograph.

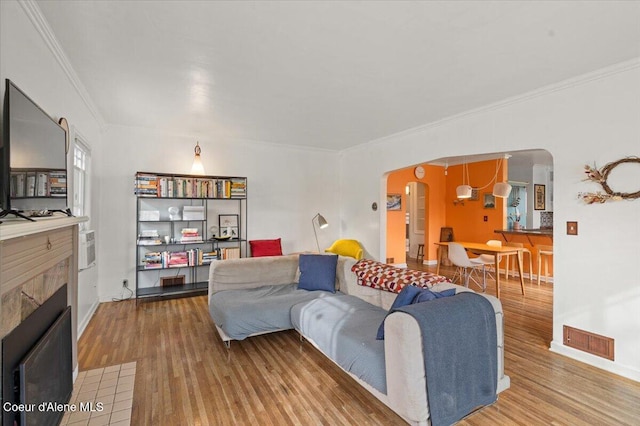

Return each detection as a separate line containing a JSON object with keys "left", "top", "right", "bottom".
{"left": 0, "top": 216, "right": 87, "bottom": 414}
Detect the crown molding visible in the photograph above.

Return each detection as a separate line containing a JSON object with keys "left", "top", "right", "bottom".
{"left": 348, "top": 57, "right": 640, "bottom": 153}
{"left": 19, "top": 0, "right": 107, "bottom": 131}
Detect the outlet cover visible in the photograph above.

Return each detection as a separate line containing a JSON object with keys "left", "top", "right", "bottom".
{"left": 567, "top": 221, "right": 578, "bottom": 235}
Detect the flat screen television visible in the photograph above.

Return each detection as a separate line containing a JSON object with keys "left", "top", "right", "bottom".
{"left": 1, "top": 79, "right": 71, "bottom": 220}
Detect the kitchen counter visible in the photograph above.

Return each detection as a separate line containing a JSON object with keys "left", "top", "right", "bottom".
{"left": 494, "top": 228, "right": 553, "bottom": 244}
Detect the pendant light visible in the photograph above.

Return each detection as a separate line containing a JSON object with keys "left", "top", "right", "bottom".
{"left": 493, "top": 181, "right": 512, "bottom": 198}
{"left": 455, "top": 155, "right": 511, "bottom": 199}
{"left": 492, "top": 156, "right": 512, "bottom": 198}
{"left": 190, "top": 141, "right": 205, "bottom": 175}
{"left": 456, "top": 161, "right": 472, "bottom": 199}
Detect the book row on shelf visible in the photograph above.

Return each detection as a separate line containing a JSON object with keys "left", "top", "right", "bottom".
{"left": 137, "top": 228, "right": 204, "bottom": 245}
{"left": 142, "top": 249, "right": 216, "bottom": 269}
{"left": 10, "top": 170, "right": 67, "bottom": 198}
{"left": 142, "top": 246, "right": 241, "bottom": 268}
{"left": 135, "top": 173, "right": 246, "bottom": 199}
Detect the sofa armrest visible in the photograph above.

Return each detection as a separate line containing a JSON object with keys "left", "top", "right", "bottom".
{"left": 383, "top": 292, "right": 508, "bottom": 424}
{"left": 384, "top": 312, "right": 430, "bottom": 423}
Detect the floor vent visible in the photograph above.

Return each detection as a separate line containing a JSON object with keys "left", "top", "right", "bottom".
{"left": 563, "top": 325, "right": 614, "bottom": 361}
{"left": 161, "top": 275, "right": 185, "bottom": 287}
{"left": 386, "top": 257, "right": 394, "bottom": 264}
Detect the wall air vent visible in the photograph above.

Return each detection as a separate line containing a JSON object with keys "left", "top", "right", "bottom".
{"left": 563, "top": 325, "right": 614, "bottom": 361}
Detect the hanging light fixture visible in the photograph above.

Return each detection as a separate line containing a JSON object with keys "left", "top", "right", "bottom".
{"left": 492, "top": 181, "right": 512, "bottom": 198}
{"left": 492, "top": 156, "right": 512, "bottom": 198}
{"left": 456, "top": 161, "right": 472, "bottom": 199}
{"left": 190, "top": 141, "right": 205, "bottom": 175}
{"left": 455, "top": 155, "right": 511, "bottom": 199}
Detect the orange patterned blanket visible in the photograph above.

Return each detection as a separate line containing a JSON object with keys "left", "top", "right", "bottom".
{"left": 351, "top": 259, "right": 451, "bottom": 294}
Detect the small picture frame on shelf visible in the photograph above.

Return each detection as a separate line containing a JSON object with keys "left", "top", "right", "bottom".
{"left": 219, "top": 214, "right": 239, "bottom": 238}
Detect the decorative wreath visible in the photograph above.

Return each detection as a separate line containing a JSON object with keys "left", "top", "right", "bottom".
{"left": 579, "top": 157, "right": 640, "bottom": 204}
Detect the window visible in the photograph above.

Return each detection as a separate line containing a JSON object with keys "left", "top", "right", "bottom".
{"left": 72, "top": 133, "right": 91, "bottom": 224}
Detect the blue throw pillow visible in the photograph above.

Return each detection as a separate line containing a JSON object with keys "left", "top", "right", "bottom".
{"left": 377, "top": 287, "right": 457, "bottom": 340}
{"left": 376, "top": 285, "right": 422, "bottom": 340}
{"left": 297, "top": 254, "right": 338, "bottom": 293}
{"left": 413, "top": 288, "right": 456, "bottom": 303}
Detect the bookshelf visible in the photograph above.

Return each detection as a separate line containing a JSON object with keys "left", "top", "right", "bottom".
{"left": 135, "top": 172, "right": 247, "bottom": 302}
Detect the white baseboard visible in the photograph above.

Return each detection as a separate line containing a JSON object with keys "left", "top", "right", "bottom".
{"left": 550, "top": 340, "right": 640, "bottom": 382}
{"left": 78, "top": 299, "right": 100, "bottom": 338}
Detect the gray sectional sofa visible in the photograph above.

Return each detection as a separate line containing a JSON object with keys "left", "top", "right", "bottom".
{"left": 208, "top": 254, "right": 510, "bottom": 426}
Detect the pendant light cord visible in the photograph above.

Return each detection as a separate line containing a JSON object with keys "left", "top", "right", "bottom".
{"left": 473, "top": 157, "right": 505, "bottom": 191}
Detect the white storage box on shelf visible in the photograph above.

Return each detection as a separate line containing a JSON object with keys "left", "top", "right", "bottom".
{"left": 183, "top": 206, "right": 205, "bottom": 220}
{"left": 138, "top": 210, "right": 160, "bottom": 221}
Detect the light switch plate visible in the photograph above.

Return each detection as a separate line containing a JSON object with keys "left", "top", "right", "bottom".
{"left": 567, "top": 221, "right": 578, "bottom": 235}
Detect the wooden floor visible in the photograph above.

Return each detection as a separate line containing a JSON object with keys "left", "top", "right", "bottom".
{"left": 78, "top": 262, "right": 640, "bottom": 425}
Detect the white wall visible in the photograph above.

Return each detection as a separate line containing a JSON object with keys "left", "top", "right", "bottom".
{"left": 339, "top": 62, "right": 640, "bottom": 381}
{"left": 97, "top": 125, "right": 340, "bottom": 301}
{"left": 0, "top": 0, "right": 103, "bottom": 335}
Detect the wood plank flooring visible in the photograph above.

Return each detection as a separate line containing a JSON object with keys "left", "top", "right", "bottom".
{"left": 78, "top": 263, "right": 640, "bottom": 425}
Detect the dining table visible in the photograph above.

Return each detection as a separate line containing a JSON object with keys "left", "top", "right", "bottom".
{"left": 435, "top": 241, "right": 525, "bottom": 299}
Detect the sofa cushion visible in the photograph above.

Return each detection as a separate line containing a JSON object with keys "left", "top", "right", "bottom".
{"left": 209, "top": 283, "right": 338, "bottom": 340}
{"left": 298, "top": 254, "right": 338, "bottom": 293}
{"left": 249, "top": 238, "right": 283, "bottom": 257}
{"left": 291, "top": 294, "right": 388, "bottom": 394}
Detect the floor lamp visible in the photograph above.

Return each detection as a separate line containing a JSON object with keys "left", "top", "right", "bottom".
{"left": 312, "top": 213, "right": 328, "bottom": 252}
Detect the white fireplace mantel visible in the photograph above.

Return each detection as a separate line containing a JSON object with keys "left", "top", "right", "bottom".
{"left": 0, "top": 216, "right": 88, "bottom": 241}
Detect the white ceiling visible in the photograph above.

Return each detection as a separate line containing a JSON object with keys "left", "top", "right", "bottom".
{"left": 36, "top": 1, "right": 640, "bottom": 151}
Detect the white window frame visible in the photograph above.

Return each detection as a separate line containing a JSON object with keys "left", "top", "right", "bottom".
{"left": 70, "top": 127, "right": 91, "bottom": 229}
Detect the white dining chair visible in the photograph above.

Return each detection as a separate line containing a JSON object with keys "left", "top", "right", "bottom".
{"left": 447, "top": 242, "right": 486, "bottom": 291}
{"left": 472, "top": 240, "right": 503, "bottom": 282}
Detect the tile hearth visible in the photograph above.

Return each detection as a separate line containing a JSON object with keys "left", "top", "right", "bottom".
{"left": 60, "top": 362, "right": 136, "bottom": 426}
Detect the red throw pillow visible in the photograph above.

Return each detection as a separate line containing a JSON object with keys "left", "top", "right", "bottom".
{"left": 249, "top": 238, "right": 283, "bottom": 257}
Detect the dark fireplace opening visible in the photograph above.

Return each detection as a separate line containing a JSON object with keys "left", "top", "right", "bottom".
{"left": 2, "top": 285, "right": 72, "bottom": 426}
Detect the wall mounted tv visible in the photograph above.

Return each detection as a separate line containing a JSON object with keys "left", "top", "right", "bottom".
{"left": 1, "top": 79, "right": 71, "bottom": 220}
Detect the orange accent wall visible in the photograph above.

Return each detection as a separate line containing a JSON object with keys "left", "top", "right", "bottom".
{"left": 387, "top": 159, "right": 508, "bottom": 262}
{"left": 386, "top": 164, "right": 446, "bottom": 264}
{"left": 445, "top": 159, "right": 508, "bottom": 244}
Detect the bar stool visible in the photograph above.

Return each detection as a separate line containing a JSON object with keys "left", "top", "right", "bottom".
{"left": 504, "top": 242, "right": 534, "bottom": 284}
{"left": 537, "top": 245, "right": 554, "bottom": 286}
{"left": 416, "top": 244, "right": 425, "bottom": 263}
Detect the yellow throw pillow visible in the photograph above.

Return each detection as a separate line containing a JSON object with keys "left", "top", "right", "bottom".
{"left": 324, "top": 239, "right": 363, "bottom": 260}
